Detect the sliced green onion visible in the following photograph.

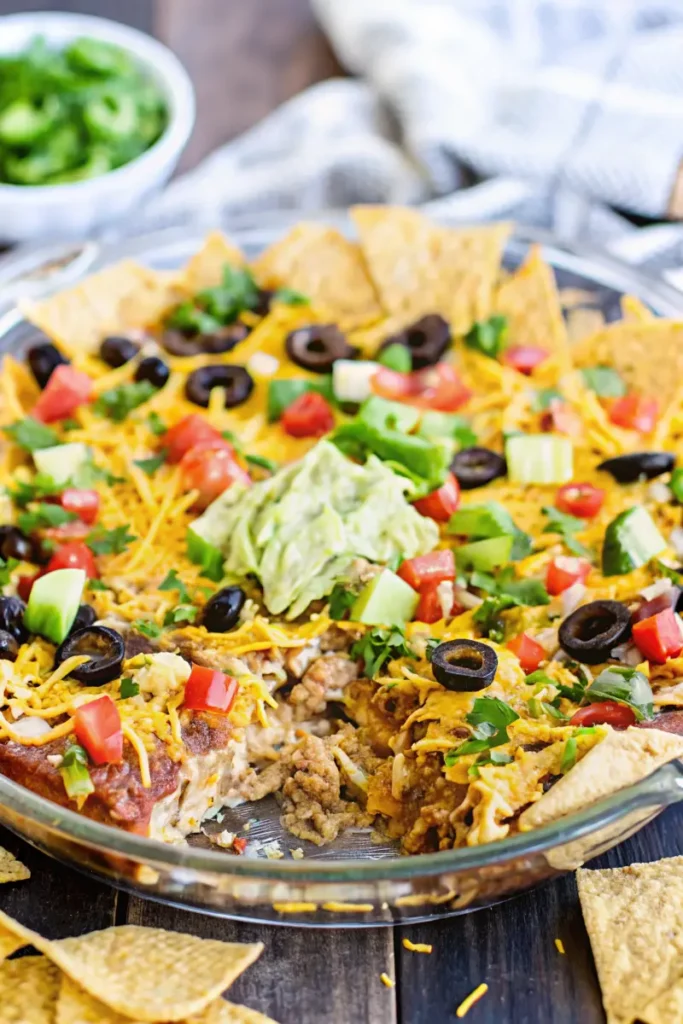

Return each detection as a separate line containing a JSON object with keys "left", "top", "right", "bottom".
{"left": 560, "top": 736, "right": 577, "bottom": 774}
{"left": 60, "top": 744, "right": 94, "bottom": 800}
{"left": 601, "top": 506, "right": 666, "bottom": 577}
{"left": 505, "top": 434, "right": 574, "bottom": 485}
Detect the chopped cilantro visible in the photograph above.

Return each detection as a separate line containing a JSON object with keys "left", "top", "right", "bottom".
{"left": 167, "top": 264, "right": 260, "bottom": 332}
{"left": 17, "top": 503, "right": 76, "bottom": 533}
{"left": 0, "top": 557, "right": 18, "bottom": 588}
{"left": 133, "top": 619, "right": 162, "bottom": 639}
{"left": 146, "top": 412, "right": 167, "bottom": 437}
{"left": 72, "top": 462, "right": 123, "bottom": 488}
{"left": 9, "top": 472, "right": 63, "bottom": 506}
{"left": 119, "top": 677, "right": 139, "bottom": 699}
{"left": 351, "top": 626, "right": 416, "bottom": 678}
{"left": 134, "top": 451, "right": 167, "bottom": 476}
{"left": 464, "top": 315, "right": 508, "bottom": 359}
{"left": 425, "top": 637, "right": 440, "bottom": 662}
{"left": 445, "top": 697, "right": 519, "bottom": 764}
{"left": 94, "top": 381, "right": 156, "bottom": 422}
{"left": 531, "top": 388, "right": 563, "bottom": 413}
{"left": 62, "top": 418, "right": 80, "bottom": 432}
{"left": 541, "top": 506, "right": 592, "bottom": 558}
{"left": 652, "top": 559, "right": 683, "bottom": 585}
{"left": 87, "top": 525, "right": 136, "bottom": 555}
{"left": 87, "top": 579, "right": 109, "bottom": 592}
{"left": 245, "top": 453, "right": 278, "bottom": 474}
{"left": 469, "top": 567, "right": 549, "bottom": 640}
{"left": 163, "top": 604, "right": 198, "bottom": 626}
{"left": 328, "top": 583, "right": 356, "bottom": 620}
{"left": 581, "top": 366, "right": 626, "bottom": 398}
{"left": 4, "top": 418, "right": 60, "bottom": 452}
{"left": 273, "top": 287, "right": 309, "bottom": 306}
{"left": 159, "top": 569, "right": 191, "bottom": 604}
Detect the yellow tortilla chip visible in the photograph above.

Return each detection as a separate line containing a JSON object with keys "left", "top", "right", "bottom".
{"left": 494, "top": 244, "right": 569, "bottom": 359}
{"left": 181, "top": 231, "right": 245, "bottom": 294}
{"left": 578, "top": 856, "right": 683, "bottom": 1024}
{"left": 621, "top": 294, "right": 655, "bottom": 322}
{"left": 519, "top": 727, "right": 683, "bottom": 831}
{"left": 0, "top": 956, "right": 61, "bottom": 1024}
{"left": 0, "top": 846, "right": 29, "bottom": 884}
{"left": 0, "top": 907, "right": 41, "bottom": 960}
{"left": 22, "top": 262, "right": 178, "bottom": 357}
{"left": 252, "top": 222, "right": 383, "bottom": 331}
{"left": 351, "top": 206, "right": 509, "bottom": 333}
{"left": 571, "top": 318, "right": 683, "bottom": 406}
{"left": 38, "top": 925, "right": 262, "bottom": 1022}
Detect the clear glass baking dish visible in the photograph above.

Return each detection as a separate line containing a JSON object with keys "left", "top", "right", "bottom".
{"left": 0, "top": 215, "right": 682, "bottom": 927}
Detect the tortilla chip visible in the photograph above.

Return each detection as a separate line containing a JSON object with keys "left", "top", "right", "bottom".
{"left": 252, "top": 222, "right": 383, "bottom": 331}
{"left": 577, "top": 856, "right": 683, "bottom": 1024}
{"left": 621, "top": 294, "right": 655, "bottom": 322}
{"left": 39, "top": 925, "right": 262, "bottom": 1022}
{"left": 571, "top": 319, "right": 683, "bottom": 406}
{"left": 191, "top": 1000, "right": 280, "bottom": 1023}
{"left": 351, "top": 206, "right": 509, "bottom": 333}
{"left": 0, "top": 956, "right": 61, "bottom": 1024}
{"left": 519, "top": 727, "right": 683, "bottom": 831}
{"left": 0, "top": 907, "right": 41, "bottom": 959}
{"left": 0, "top": 846, "right": 29, "bottom": 884}
{"left": 494, "top": 244, "right": 569, "bottom": 359}
{"left": 564, "top": 305, "right": 605, "bottom": 345}
{"left": 22, "top": 262, "right": 178, "bottom": 356}
{"left": 182, "top": 232, "right": 245, "bottom": 294}
{"left": 642, "top": 980, "right": 683, "bottom": 1024}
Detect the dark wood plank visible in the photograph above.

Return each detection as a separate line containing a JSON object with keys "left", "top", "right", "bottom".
{"left": 0, "top": 825, "right": 119, "bottom": 937}
{"left": 155, "top": 0, "right": 341, "bottom": 171}
{"left": 0, "top": 0, "right": 153, "bottom": 32}
{"left": 127, "top": 898, "right": 397, "bottom": 1024}
{"left": 396, "top": 805, "right": 683, "bottom": 1024}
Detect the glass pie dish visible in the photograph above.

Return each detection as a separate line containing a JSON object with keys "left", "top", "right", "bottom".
{"left": 0, "top": 217, "right": 682, "bottom": 927}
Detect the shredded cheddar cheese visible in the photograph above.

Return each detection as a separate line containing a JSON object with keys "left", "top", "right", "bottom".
{"left": 456, "top": 983, "right": 489, "bottom": 1018}
{"left": 402, "top": 938, "right": 433, "bottom": 954}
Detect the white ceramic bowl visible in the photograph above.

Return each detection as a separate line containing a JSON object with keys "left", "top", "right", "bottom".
{"left": 0, "top": 12, "right": 196, "bottom": 244}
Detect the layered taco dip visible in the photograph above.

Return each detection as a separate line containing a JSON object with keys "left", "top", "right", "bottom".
{"left": 1, "top": 207, "right": 683, "bottom": 855}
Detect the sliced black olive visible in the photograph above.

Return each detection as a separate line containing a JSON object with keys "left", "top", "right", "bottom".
{"left": 202, "top": 586, "right": 246, "bottom": 633}
{"left": 286, "top": 324, "right": 358, "bottom": 374}
{"left": 558, "top": 600, "right": 631, "bottom": 665}
{"left": 69, "top": 604, "right": 97, "bottom": 636}
{"left": 0, "top": 596, "right": 27, "bottom": 644}
{"left": 99, "top": 335, "right": 140, "bottom": 368}
{"left": 0, "top": 525, "right": 37, "bottom": 564}
{"left": 135, "top": 356, "right": 170, "bottom": 389}
{"left": 451, "top": 447, "right": 507, "bottom": 490}
{"left": 598, "top": 452, "right": 675, "bottom": 484}
{"left": 431, "top": 639, "right": 498, "bottom": 691}
{"left": 379, "top": 314, "right": 451, "bottom": 370}
{"left": 202, "top": 324, "right": 250, "bottom": 354}
{"left": 55, "top": 625, "right": 125, "bottom": 685}
{"left": 160, "top": 328, "right": 204, "bottom": 357}
{"left": 0, "top": 631, "right": 18, "bottom": 663}
{"left": 28, "top": 342, "right": 69, "bottom": 389}
{"left": 185, "top": 365, "right": 254, "bottom": 409}
{"left": 252, "top": 289, "right": 275, "bottom": 317}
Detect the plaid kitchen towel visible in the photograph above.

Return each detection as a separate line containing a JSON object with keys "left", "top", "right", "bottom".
{"left": 141, "top": 0, "right": 683, "bottom": 273}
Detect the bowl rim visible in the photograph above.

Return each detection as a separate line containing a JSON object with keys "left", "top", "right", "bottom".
{"left": 0, "top": 10, "right": 195, "bottom": 198}
{"left": 1, "top": 217, "right": 683, "bottom": 884}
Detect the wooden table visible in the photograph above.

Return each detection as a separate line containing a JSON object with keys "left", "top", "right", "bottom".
{"left": 0, "top": 807, "right": 681, "bottom": 1023}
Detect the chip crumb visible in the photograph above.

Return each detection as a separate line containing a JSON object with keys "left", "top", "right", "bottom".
{"left": 402, "top": 938, "right": 433, "bottom": 954}
{"left": 0, "top": 846, "right": 30, "bottom": 884}
{"left": 554, "top": 938, "right": 566, "bottom": 955}
{"left": 380, "top": 972, "right": 394, "bottom": 989}
{"left": 456, "top": 983, "right": 488, "bottom": 1018}
{"left": 290, "top": 848, "right": 304, "bottom": 860}
{"left": 272, "top": 901, "right": 318, "bottom": 914}
{"left": 321, "top": 901, "right": 374, "bottom": 913}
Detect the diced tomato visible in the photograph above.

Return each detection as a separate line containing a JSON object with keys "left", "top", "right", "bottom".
{"left": 46, "top": 541, "right": 98, "bottom": 578}
{"left": 412, "top": 473, "right": 460, "bottom": 522}
{"left": 414, "top": 581, "right": 447, "bottom": 624}
{"left": 180, "top": 441, "right": 251, "bottom": 510}
{"left": 33, "top": 365, "right": 93, "bottom": 424}
{"left": 59, "top": 489, "right": 100, "bottom": 525}
{"left": 506, "top": 633, "right": 546, "bottom": 673}
{"left": 42, "top": 520, "right": 91, "bottom": 543}
{"left": 398, "top": 549, "right": 456, "bottom": 591}
{"left": 608, "top": 393, "right": 658, "bottom": 433}
{"left": 503, "top": 345, "right": 549, "bottom": 375}
{"left": 540, "top": 398, "right": 581, "bottom": 437}
{"left": 372, "top": 363, "right": 472, "bottom": 412}
{"left": 281, "top": 391, "right": 335, "bottom": 438}
{"left": 555, "top": 482, "right": 604, "bottom": 519}
{"left": 546, "top": 555, "right": 592, "bottom": 596}
{"left": 183, "top": 664, "right": 239, "bottom": 715}
{"left": 632, "top": 608, "right": 683, "bottom": 663}
{"left": 570, "top": 701, "right": 636, "bottom": 730}
{"left": 74, "top": 695, "right": 123, "bottom": 764}
{"left": 232, "top": 837, "right": 247, "bottom": 854}
{"left": 17, "top": 571, "right": 44, "bottom": 602}
{"left": 165, "top": 414, "right": 228, "bottom": 463}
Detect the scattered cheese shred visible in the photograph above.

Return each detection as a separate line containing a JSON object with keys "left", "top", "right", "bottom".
{"left": 121, "top": 723, "right": 151, "bottom": 787}
{"left": 321, "top": 901, "right": 374, "bottom": 913}
{"left": 456, "top": 983, "right": 488, "bottom": 1018}
{"left": 380, "top": 973, "right": 394, "bottom": 989}
{"left": 272, "top": 902, "right": 318, "bottom": 914}
{"left": 554, "top": 938, "right": 566, "bottom": 955}
{"left": 402, "top": 938, "right": 433, "bottom": 954}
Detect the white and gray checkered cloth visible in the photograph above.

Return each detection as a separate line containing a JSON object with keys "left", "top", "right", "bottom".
{"left": 142, "top": 0, "right": 683, "bottom": 281}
